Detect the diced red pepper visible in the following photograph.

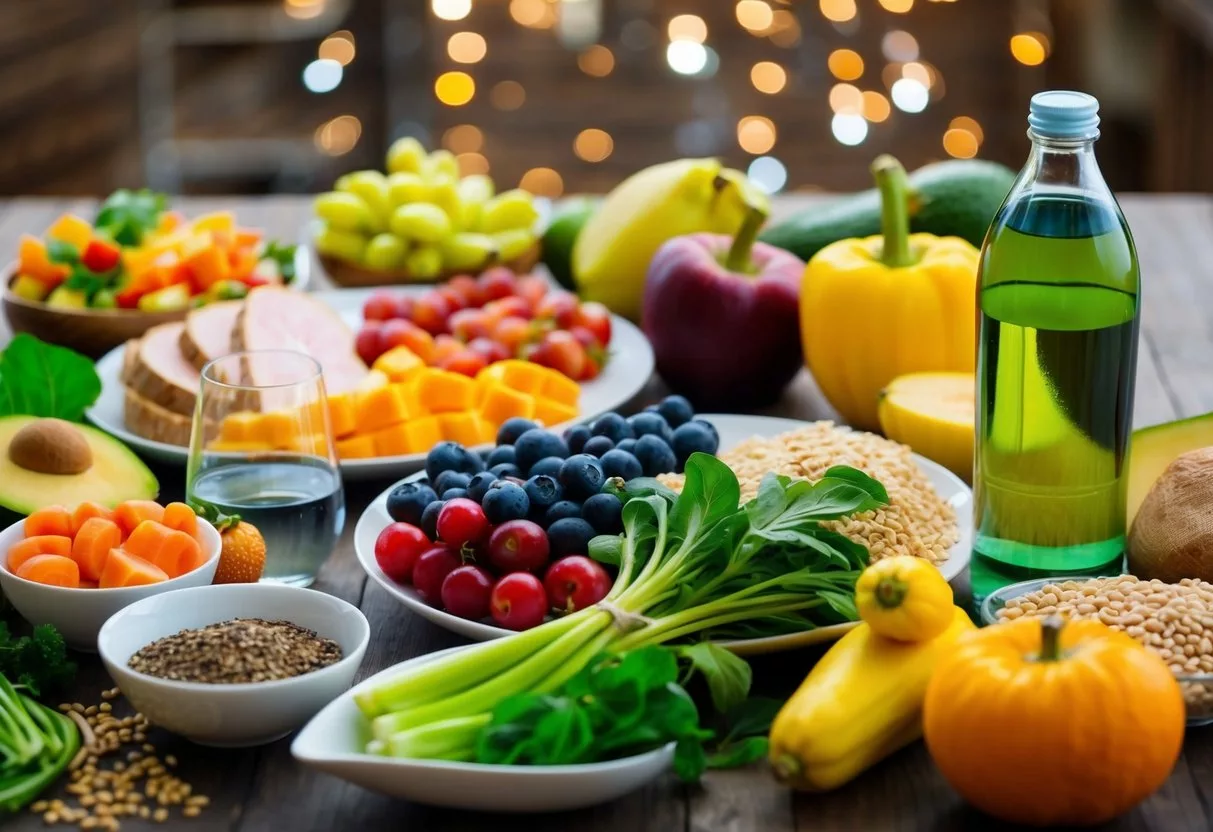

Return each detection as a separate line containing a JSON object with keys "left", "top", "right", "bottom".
{"left": 81, "top": 239, "right": 122, "bottom": 274}
{"left": 241, "top": 274, "right": 271, "bottom": 288}
{"left": 115, "top": 287, "right": 143, "bottom": 309}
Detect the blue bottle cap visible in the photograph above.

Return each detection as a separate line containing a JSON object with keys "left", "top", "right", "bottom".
{"left": 1028, "top": 90, "right": 1100, "bottom": 139}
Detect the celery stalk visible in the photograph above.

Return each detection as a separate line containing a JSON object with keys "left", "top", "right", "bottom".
{"left": 386, "top": 715, "right": 491, "bottom": 759}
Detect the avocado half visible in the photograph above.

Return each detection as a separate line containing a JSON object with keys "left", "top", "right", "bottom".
{"left": 1128, "top": 412, "right": 1213, "bottom": 529}
{"left": 0, "top": 415, "right": 159, "bottom": 525}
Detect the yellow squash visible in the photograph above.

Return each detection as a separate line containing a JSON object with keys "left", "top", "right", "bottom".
{"left": 768, "top": 606, "right": 974, "bottom": 791}
{"left": 800, "top": 156, "right": 979, "bottom": 431}
{"left": 854, "top": 555, "right": 954, "bottom": 642}
{"left": 877, "top": 372, "right": 975, "bottom": 481}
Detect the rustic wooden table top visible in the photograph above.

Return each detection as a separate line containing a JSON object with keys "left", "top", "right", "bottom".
{"left": 1, "top": 194, "right": 1211, "bottom": 831}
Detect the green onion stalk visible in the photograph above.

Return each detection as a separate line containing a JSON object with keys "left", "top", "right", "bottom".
{"left": 0, "top": 674, "right": 80, "bottom": 812}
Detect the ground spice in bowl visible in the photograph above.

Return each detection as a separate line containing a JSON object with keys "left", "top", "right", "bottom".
{"left": 127, "top": 619, "right": 343, "bottom": 684}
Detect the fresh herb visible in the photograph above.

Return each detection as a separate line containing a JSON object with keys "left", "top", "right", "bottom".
{"left": 0, "top": 622, "right": 75, "bottom": 699}
{"left": 260, "top": 241, "right": 297, "bottom": 283}
{"left": 0, "top": 334, "right": 102, "bottom": 423}
{"left": 0, "top": 672, "right": 80, "bottom": 812}
{"left": 45, "top": 240, "right": 79, "bottom": 265}
{"left": 356, "top": 454, "right": 887, "bottom": 764}
{"left": 94, "top": 189, "right": 167, "bottom": 247}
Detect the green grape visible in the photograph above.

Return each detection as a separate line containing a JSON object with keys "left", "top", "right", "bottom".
{"left": 387, "top": 136, "right": 426, "bottom": 174}
{"left": 313, "top": 191, "right": 375, "bottom": 232}
{"left": 457, "top": 174, "right": 495, "bottom": 205}
{"left": 405, "top": 245, "right": 443, "bottom": 280}
{"left": 343, "top": 171, "right": 392, "bottom": 232}
{"left": 314, "top": 223, "right": 368, "bottom": 263}
{"left": 422, "top": 149, "right": 460, "bottom": 181}
{"left": 389, "top": 203, "right": 452, "bottom": 243}
{"left": 364, "top": 233, "right": 409, "bottom": 271}
{"left": 387, "top": 172, "right": 428, "bottom": 206}
{"left": 459, "top": 200, "right": 482, "bottom": 232}
{"left": 334, "top": 173, "right": 354, "bottom": 192}
{"left": 427, "top": 178, "right": 464, "bottom": 223}
{"left": 440, "top": 232, "right": 497, "bottom": 272}
{"left": 493, "top": 229, "right": 537, "bottom": 262}
{"left": 479, "top": 189, "right": 539, "bottom": 233}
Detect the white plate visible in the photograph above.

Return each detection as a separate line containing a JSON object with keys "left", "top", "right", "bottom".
{"left": 85, "top": 287, "right": 655, "bottom": 480}
{"left": 354, "top": 414, "right": 973, "bottom": 655}
{"left": 291, "top": 645, "right": 674, "bottom": 812}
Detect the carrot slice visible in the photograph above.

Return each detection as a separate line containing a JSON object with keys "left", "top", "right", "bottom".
{"left": 71, "top": 518, "right": 122, "bottom": 582}
{"left": 114, "top": 501, "right": 165, "bottom": 539}
{"left": 122, "top": 521, "right": 201, "bottom": 578}
{"left": 122, "top": 521, "right": 171, "bottom": 563}
{"left": 24, "top": 506, "right": 73, "bottom": 539}
{"left": 16, "top": 554, "right": 80, "bottom": 588}
{"left": 79, "top": 580, "right": 98, "bottom": 589}
{"left": 161, "top": 502, "right": 200, "bottom": 541}
{"left": 99, "top": 549, "right": 168, "bottom": 588}
{"left": 8, "top": 535, "right": 72, "bottom": 573}
{"left": 71, "top": 502, "right": 117, "bottom": 537}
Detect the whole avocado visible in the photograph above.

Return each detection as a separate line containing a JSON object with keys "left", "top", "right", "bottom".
{"left": 759, "top": 159, "right": 1016, "bottom": 260}
{"left": 540, "top": 198, "right": 597, "bottom": 290}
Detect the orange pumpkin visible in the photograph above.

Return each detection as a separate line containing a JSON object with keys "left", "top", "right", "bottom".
{"left": 923, "top": 616, "right": 1184, "bottom": 827}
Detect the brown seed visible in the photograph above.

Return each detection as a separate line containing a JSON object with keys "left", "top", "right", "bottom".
{"left": 153, "top": 808, "right": 168, "bottom": 822}
{"left": 183, "top": 806, "right": 201, "bottom": 818}
{"left": 80, "top": 818, "right": 98, "bottom": 830}
{"left": 138, "top": 807, "right": 149, "bottom": 819}
{"left": 185, "top": 796, "right": 209, "bottom": 807}
{"left": 99, "top": 703, "right": 112, "bottom": 713}
{"left": 43, "top": 811, "right": 59, "bottom": 824}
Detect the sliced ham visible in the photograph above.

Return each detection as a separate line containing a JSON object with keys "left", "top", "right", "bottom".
{"left": 123, "top": 387, "right": 195, "bottom": 446}
{"left": 179, "top": 301, "right": 240, "bottom": 372}
{"left": 123, "top": 323, "right": 199, "bottom": 417}
{"left": 231, "top": 287, "right": 367, "bottom": 394}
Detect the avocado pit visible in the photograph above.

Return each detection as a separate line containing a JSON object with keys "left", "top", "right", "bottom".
{"left": 8, "top": 418, "right": 93, "bottom": 475}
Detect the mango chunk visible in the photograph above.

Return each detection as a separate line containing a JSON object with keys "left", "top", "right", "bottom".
{"left": 208, "top": 440, "right": 275, "bottom": 453}
{"left": 46, "top": 214, "right": 93, "bottom": 251}
{"left": 479, "top": 384, "right": 535, "bottom": 426}
{"left": 540, "top": 372, "right": 580, "bottom": 408}
{"left": 356, "top": 369, "right": 390, "bottom": 392}
{"left": 335, "top": 435, "right": 377, "bottom": 459}
{"left": 369, "top": 424, "right": 412, "bottom": 457}
{"left": 533, "top": 398, "right": 578, "bottom": 428}
{"left": 219, "top": 411, "right": 261, "bottom": 442}
{"left": 373, "top": 346, "right": 426, "bottom": 383}
{"left": 258, "top": 411, "right": 303, "bottom": 449}
{"left": 355, "top": 384, "right": 413, "bottom": 434}
{"left": 415, "top": 369, "right": 475, "bottom": 413}
{"left": 439, "top": 413, "right": 484, "bottom": 446}
{"left": 327, "top": 392, "right": 357, "bottom": 438}
{"left": 403, "top": 416, "right": 445, "bottom": 454}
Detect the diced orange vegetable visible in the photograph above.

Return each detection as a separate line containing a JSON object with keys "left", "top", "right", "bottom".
{"left": 114, "top": 501, "right": 165, "bottom": 539}
{"left": 533, "top": 398, "right": 579, "bottom": 429}
{"left": 123, "top": 521, "right": 202, "bottom": 578}
{"left": 335, "top": 435, "right": 377, "bottom": 459}
{"left": 191, "top": 212, "right": 235, "bottom": 234}
{"left": 184, "top": 244, "right": 231, "bottom": 290}
{"left": 211, "top": 229, "right": 234, "bottom": 251}
{"left": 327, "top": 393, "right": 357, "bottom": 438}
{"left": 235, "top": 228, "right": 262, "bottom": 248}
{"left": 228, "top": 249, "right": 260, "bottom": 281}
{"left": 17, "top": 235, "right": 69, "bottom": 284}
{"left": 17, "top": 554, "right": 80, "bottom": 588}
{"left": 257, "top": 411, "right": 303, "bottom": 449}
{"left": 403, "top": 417, "right": 445, "bottom": 455}
{"left": 438, "top": 413, "right": 483, "bottom": 446}
{"left": 372, "top": 346, "right": 426, "bottom": 383}
{"left": 414, "top": 369, "right": 474, "bottom": 413}
{"left": 479, "top": 384, "right": 535, "bottom": 426}
{"left": 355, "top": 385, "right": 414, "bottom": 434}
{"left": 219, "top": 412, "right": 260, "bottom": 442}
{"left": 99, "top": 550, "right": 167, "bottom": 589}
{"left": 161, "top": 502, "right": 199, "bottom": 541}
{"left": 369, "top": 424, "right": 411, "bottom": 457}
{"left": 157, "top": 210, "right": 186, "bottom": 234}
{"left": 540, "top": 372, "right": 581, "bottom": 408}
{"left": 46, "top": 214, "right": 93, "bottom": 251}
{"left": 8, "top": 535, "right": 72, "bottom": 573}
{"left": 71, "top": 502, "right": 116, "bottom": 536}
{"left": 71, "top": 518, "right": 122, "bottom": 582}
{"left": 24, "top": 506, "right": 73, "bottom": 538}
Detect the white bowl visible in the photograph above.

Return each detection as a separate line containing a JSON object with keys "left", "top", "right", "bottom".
{"left": 98, "top": 583, "right": 370, "bottom": 748}
{"left": 292, "top": 646, "right": 675, "bottom": 812}
{"left": 0, "top": 517, "right": 222, "bottom": 651}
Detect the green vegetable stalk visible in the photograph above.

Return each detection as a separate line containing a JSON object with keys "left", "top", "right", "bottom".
{"left": 0, "top": 674, "right": 80, "bottom": 812}
{"left": 358, "top": 454, "right": 888, "bottom": 764}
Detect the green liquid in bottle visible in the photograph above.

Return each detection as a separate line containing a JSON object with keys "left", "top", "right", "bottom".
{"left": 972, "top": 192, "right": 1140, "bottom": 606}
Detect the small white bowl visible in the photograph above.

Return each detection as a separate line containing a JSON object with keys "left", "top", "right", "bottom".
{"left": 0, "top": 517, "right": 222, "bottom": 651}
{"left": 292, "top": 646, "right": 675, "bottom": 812}
{"left": 98, "top": 583, "right": 369, "bottom": 747}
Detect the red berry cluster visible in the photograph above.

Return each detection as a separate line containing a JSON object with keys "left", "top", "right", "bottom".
{"left": 356, "top": 266, "right": 613, "bottom": 381}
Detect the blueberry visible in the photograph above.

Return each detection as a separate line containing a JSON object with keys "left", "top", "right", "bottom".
{"left": 496, "top": 417, "right": 539, "bottom": 446}
{"left": 671, "top": 421, "right": 720, "bottom": 465}
{"left": 441, "top": 487, "right": 468, "bottom": 501}
{"left": 482, "top": 482, "right": 530, "bottom": 524}
{"left": 582, "top": 435, "right": 614, "bottom": 458}
{"left": 420, "top": 500, "right": 444, "bottom": 539}
{"left": 514, "top": 429, "right": 570, "bottom": 473}
{"left": 563, "top": 424, "right": 592, "bottom": 455}
{"left": 693, "top": 418, "right": 719, "bottom": 445}
{"left": 487, "top": 445, "right": 517, "bottom": 467}
{"left": 524, "top": 474, "right": 563, "bottom": 511}
{"left": 425, "top": 441, "right": 486, "bottom": 482}
{"left": 544, "top": 500, "right": 584, "bottom": 528}
{"left": 633, "top": 435, "right": 678, "bottom": 477}
{"left": 434, "top": 470, "right": 471, "bottom": 495}
{"left": 528, "top": 456, "right": 565, "bottom": 479}
{"left": 559, "top": 454, "right": 606, "bottom": 501}
{"left": 600, "top": 449, "right": 643, "bottom": 481}
{"left": 547, "top": 518, "right": 597, "bottom": 558}
{"left": 591, "top": 412, "right": 633, "bottom": 443}
{"left": 657, "top": 395, "right": 695, "bottom": 428}
{"left": 490, "top": 462, "right": 522, "bottom": 480}
{"left": 466, "top": 471, "right": 498, "bottom": 504}
{"left": 582, "top": 493, "right": 623, "bottom": 535}
{"left": 385, "top": 481, "right": 438, "bottom": 526}
{"left": 615, "top": 438, "right": 637, "bottom": 455}
{"left": 627, "top": 411, "right": 673, "bottom": 443}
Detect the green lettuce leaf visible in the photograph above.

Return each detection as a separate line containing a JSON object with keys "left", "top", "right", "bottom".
{"left": 0, "top": 334, "right": 102, "bottom": 422}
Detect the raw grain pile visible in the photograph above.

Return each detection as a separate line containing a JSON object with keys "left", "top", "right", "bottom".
{"left": 659, "top": 421, "right": 958, "bottom": 563}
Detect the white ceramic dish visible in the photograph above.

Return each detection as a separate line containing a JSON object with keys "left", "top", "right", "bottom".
{"left": 292, "top": 646, "right": 674, "bottom": 812}
{"left": 354, "top": 414, "right": 973, "bottom": 655}
{"left": 98, "top": 583, "right": 370, "bottom": 747}
{"left": 85, "top": 288, "right": 655, "bottom": 480}
{"left": 0, "top": 517, "right": 221, "bottom": 652}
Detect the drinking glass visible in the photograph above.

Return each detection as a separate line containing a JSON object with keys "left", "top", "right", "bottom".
{"left": 186, "top": 350, "right": 345, "bottom": 587}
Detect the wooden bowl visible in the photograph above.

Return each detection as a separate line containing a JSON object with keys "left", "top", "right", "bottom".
{"left": 316, "top": 244, "right": 541, "bottom": 288}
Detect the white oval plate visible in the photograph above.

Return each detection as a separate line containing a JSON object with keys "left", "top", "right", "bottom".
{"left": 85, "top": 287, "right": 655, "bottom": 481}
{"left": 291, "top": 645, "right": 674, "bottom": 812}
{"left": 354, "top": 414, "right": 973, "bottom": 656}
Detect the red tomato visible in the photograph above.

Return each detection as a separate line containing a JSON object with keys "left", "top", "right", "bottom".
{"left": 355, "top": 324, "right": 384, "bottom": 365}
{"left": 535, "top": 292, "right": 580, "bottom": 329}
{"left": 81, "top": 239, "right": 122, "bottom": 274}
{"left": 573, "top": 302, "right": 612, "bottom": 346}
{"left": 514, "top": 274, "right": 550, "bottom": 308}
{"left": 438, "top": 349, "right": 489, "bottom": 377}
{"left": 491, "top": 316, "right": 533, "bottom": 354}
{"left": 448, "top": 308, "right": 491, "bottom": 342}
{"left": 446, "top": 275, "right": 485, "bottom": 308}
{"left": 412, "top": 292, "right": 452, "bottom": 335}
{"left": 467, "top": 337, "right": 510, "bottom": 364}
{"left": 530, "top": 330, "right": 587, "bottom": 379}
{"left": 477, "top": 267, "right": 518, "bottom": 301}
{"left": 363, "top": 290, "right": 409, "bottom": 322}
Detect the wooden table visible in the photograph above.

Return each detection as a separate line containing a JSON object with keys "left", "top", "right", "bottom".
{"left": 2, "top": 194, "right": 1212, "bottom": 831}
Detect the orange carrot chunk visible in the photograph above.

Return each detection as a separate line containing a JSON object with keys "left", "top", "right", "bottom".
{"left": 99, "top": 549, "right": 168, "bottom": 588}
{"left": 71, "top": 502, "right": 117, "bottom": 537}
{"left": 122, "top": 521, "right": 171, "bottom": 563}
{"left": 24, "top": 506, "right": 73, "bottom": 539}
{"left": 16, "top": 554, "right": 80, "bottom": 588}
{"left": 71, "top": 518, "right": 123, "bottom": 582}
{"left": 114, "top": 502, "right": 165, "bottom": 539}
{"left": 161, "top": 502, "right": 200, "bottom": 541}
{"left": 7, "top": 535, "right": 72, "bottom": 573}
{"left": 122, "top": 521, "right": 202, "bottom": 578}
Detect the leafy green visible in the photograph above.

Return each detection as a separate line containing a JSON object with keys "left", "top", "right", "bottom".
{"left": 0, "top": 334, "right": 102, "bottom": 422}
{"left": 94, "top": 189, "right": 166, "bottom": 247}
{"left": 45, "top": 240, "right": 78, "bottom": 265}
{"left": 677, "top": 643, "right": 750, "bottom": 714}
{"left": 0, "top": 623, "right": 75, "bottom": 698}
{"left": 261, "top": 241, "right": 298, "bottom": 283}
{"left": 0, "top": 672, "right": 79, "bottom": 812}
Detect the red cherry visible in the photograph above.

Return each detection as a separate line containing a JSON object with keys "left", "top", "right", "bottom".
{"left": 530, "top": 330, "right": 587, "bottom": 379}
{"left": 441, "top": 565, "right": 495, "bottom": 619}
{"left": 543, "top": 556, "right": 612, "bottom": 614}
{"left": 355, "top": 324, "right": 384, "bottom": 365}
{"left": 412, "top": 545, "right": 461, "bottom": 603}
{"left": 477, "top": 267, "right": 519, "bottom": 301}
{"left": 490, "top": 573, "right": 548, "bottom": 630}
{"left": 437, "top": 498, "right": 490, "bottom": 547}
{"left": 412, "top": 292, "right": 452, "bottom": 335}
{"left": 447, "top": 275, "right": 486, "bottom": 308}
{"left": 373, "top": 522, "right": 431, "bottom": 583}
{"left": 487, "top": 520, "right": 550, "bottom": 574}
{"left": 449, "top": 308, "right": 492, "bottom": 342}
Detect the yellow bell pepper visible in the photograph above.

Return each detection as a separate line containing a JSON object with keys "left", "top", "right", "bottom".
{"left": 855, "top": 555, "right": 954, "bottom": 642}
{"left": 768, "top": 606, "right": 974, "bottom": 791}
{"left": 799, "top": 155, "right": 979, "bottom": 431}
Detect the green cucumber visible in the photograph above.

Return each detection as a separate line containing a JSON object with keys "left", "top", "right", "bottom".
{"left": 541, "top": 198, "right": 597, "bottom": 290}
{"left": 759, "top": 159, "right": 1017, "bottom": 261}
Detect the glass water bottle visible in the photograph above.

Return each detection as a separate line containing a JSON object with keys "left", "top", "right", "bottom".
{"left": 972, "top": 91, "right": 1140, "bottom": 605}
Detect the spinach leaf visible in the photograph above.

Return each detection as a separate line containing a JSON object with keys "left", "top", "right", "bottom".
{"left": 0, "top": 335, "right": 102, "bottom": 422}
{"left": 669, "top": 454, "right": 740, "bottom": 545}
{"left": 588, "top": 534, "right": 623, "bottom": 566}
{"left": 677, "top": 643, "right": 751, "bottom": 714}
{"left": 706, "top": 736, "right": 768, "bottom": 770}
